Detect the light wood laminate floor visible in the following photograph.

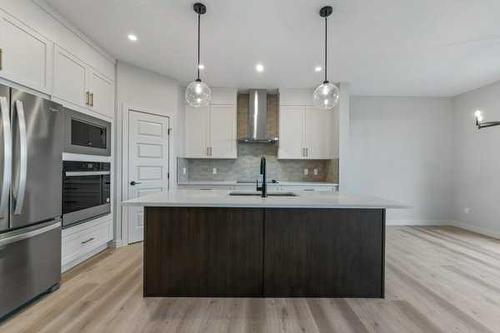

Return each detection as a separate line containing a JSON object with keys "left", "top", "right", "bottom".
{"left": 1, "top": 226, "right": 500, "bottom": 333}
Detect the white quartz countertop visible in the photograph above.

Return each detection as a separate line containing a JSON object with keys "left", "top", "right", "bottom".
{"left": 123, "top": 190, "right": 407, "bottom": 209}
{"left": 177, "top": 181, "right": 338, "bottom": 186}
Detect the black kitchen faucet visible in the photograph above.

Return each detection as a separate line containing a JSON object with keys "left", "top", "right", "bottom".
{"left": 256, "top": 156, "right": 267, "bottom": 198}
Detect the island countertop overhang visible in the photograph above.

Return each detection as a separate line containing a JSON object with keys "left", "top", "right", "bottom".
{"left": 123, "top": 190, "right": 408, "bottom": 209}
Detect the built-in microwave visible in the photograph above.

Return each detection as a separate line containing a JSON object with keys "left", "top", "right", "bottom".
{"left": 64, "top": 108, "right": 111, "bottom": 156}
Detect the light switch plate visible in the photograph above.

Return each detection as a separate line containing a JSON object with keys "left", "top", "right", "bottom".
{"left": 183, "top": 168, "right": 187, "bottom": 175}
{"left": 212, "top": 168, "right": 217, "bottom": 175}
{"left": 304, "top": 168, "right": 309, "bottom": 176}
{"left": 313, "top": 168, "right": 318, "bottom": 176}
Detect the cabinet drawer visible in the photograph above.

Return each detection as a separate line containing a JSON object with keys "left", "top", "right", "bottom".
{"left": 62, "top": 217, "right": 112, "bottom": 267}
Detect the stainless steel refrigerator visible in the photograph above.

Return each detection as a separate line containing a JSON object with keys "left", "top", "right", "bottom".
{"left": 0, "top": 84, "right": 64, "bottom": 320}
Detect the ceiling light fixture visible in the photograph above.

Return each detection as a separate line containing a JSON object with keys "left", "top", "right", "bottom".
{"left": 312, "top": 6, "right": 339, "bottom": 110}
{"left": 256, "top": 63, "right": 264, "bottom": 73}
{"left": 315, "top": 66, "right": 322, "bottom": 72}
{"left": 185, "top": 3, "right": 211, "bottom": 107}
{"left": 127, "top": 34, "right": 138, "bottom": 42}
{"left": 198, "top": 64, "right": 205, "bottom": 70}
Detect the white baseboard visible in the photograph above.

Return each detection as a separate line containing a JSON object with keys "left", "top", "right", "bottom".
{"left": 452, "top": 222, "right": 500, "bottom": 239}
{"left": 386, "top": 219, "right": 454, "bottom": 226}
{"left": 110, "top": 239, "right": 124, "bottom": 248}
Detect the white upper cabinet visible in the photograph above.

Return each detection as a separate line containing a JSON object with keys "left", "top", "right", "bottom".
{"left": 0, "top": 11, "right": 52, "bottom": 93}
{"left": 0, "top": 4, "right": 115, "bottom": 119}
{"left": 305, "top": 106, "right": 332, "bottom": 159}
{"left": 53, "top": 45, "right": 114, "bottom": 118}
{"left": 184, "top": 88, "right": 237, "bottom": 159}
{"left": 53, "top": 45, "right": 87, "bottom": 107}
{"left": 209, "top": 104, "right": 237, "bottom": 158}
{"left": 278, "top": 90, "right": 336, "bottom": 160}
{"left": 89, "top": 69, "right": 114, "bottom": 118}
{"left": 184, "top": 105, "right": 210, "bottom": 158}
{"left": 278, "top": 106, "right": 305, "bottom": 159}
{"left": 184, "top": 104, "right": 237, "bottom": 159}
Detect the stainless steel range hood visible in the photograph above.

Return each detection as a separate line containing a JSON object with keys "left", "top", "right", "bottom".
{"left": 238, "top": 89, "right": 278, "bottom": 143}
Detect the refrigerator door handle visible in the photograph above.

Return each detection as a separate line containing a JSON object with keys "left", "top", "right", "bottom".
{"left": 0, "top": 220, "right": 60, "bottom": 247}
{"left": 14, "top": 100, "right": 28, "bottom": 215}
{"left": 0, "top": 96, "right": 12, "bottom": 218}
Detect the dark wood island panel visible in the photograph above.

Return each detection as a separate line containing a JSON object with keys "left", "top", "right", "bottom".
{"left": 264, "top": 208, "right": 385, "bottom": 297}
{"left": 144, "top": 207, "right": 264, "bottom": 297}
{"left": 144, "top": 207, "right": 385, "bottom": 298}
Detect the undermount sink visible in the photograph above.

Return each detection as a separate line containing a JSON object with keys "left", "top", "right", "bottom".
{"left": 229, "top": 191, "right": 297, "bottom": 197}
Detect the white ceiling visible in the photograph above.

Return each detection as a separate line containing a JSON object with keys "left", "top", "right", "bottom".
{"left": 44, "top": 0, "right": 500, "bottom": 96}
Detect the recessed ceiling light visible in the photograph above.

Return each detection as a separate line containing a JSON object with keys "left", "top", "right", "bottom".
{"left": 198, "top": 64, "right": 205, "bottom": 70}
{"left": 315, "top": 66, "right": 322, "bottom": 72}
{"left": 127, "top": 34, "right": 138, "bottom": 42}
{"left": 256, "top": 63, "right": 264, "bottom": 72}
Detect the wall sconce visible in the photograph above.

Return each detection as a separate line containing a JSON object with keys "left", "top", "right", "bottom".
{"left": 475, "top": 110, "right": 500, "bottom": 129}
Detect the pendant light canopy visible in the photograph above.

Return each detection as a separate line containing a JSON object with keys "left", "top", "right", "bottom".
{"left": 185, "top": 2, "right": 211, "bottom": 108}
{"left": 312, "top": 6, "right": 339, "bottom": 110}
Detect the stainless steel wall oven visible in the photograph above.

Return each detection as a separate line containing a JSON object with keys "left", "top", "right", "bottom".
{"left": 62, "top": 161, "right": 111, "bottom": 228}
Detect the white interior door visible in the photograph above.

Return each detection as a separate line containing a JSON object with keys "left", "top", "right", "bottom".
{"left": 127, "top": 110, "right": 170, "bottom": 243}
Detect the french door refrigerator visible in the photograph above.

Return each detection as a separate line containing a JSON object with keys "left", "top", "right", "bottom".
{"left": 0, "top": 83, "right": 64, "bottom": 320}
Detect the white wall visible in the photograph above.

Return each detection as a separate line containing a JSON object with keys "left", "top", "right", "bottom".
{"left": 451, "top": 81, "right": 500, "bottom": 237}
{"left": 346, "top": 97, "right": 453, "bottom": 225}
{"left": 115, "top": 61, "right": 182, "bottom": 245}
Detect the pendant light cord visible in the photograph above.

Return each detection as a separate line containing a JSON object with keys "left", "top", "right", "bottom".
{"left": 324, "top": 16, "right": 328, "bottom": 83}
{"left": 197, "top": 13, "right": 201, "bottom": 80}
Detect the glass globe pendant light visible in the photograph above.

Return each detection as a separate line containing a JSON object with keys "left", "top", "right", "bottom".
{"left": 312, "top": 6, "right": 339, "bottom": 110}
{"left": 185, "top": 3, "right": 211, "bottom": 107}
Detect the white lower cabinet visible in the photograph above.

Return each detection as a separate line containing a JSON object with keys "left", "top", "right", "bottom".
{"left": 61, "top": 214, "right": 113, "bottom": 272}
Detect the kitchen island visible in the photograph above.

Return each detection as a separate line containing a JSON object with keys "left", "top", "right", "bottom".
{"left": 124, "top": 190, "right": 405, "bottom": 298}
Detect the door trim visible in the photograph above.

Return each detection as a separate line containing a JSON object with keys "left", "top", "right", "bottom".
{"left": 121, "top": 105, "right": 171, "bottom": 245}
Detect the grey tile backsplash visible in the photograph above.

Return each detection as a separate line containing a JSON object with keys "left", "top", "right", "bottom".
{"left": 178, "top": 144, "right": 339, "bottom": 183}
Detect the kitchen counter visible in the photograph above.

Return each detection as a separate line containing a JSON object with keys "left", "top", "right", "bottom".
{"left": 123, "top": 189, "right": 405, "bottom": 209}
{"left": 128, "top": 189, "right": 406, "bottom": 298}
{"left": 177, "top": 180, "right": 339, "bottom": 186}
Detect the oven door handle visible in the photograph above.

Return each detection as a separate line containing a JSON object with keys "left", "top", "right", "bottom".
{"left": 65, "top": 171, "right": 111, "bottom": 177}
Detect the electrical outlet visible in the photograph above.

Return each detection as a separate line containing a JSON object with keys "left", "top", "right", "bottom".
{"left": 182, "top": 168, "right": 187, "bottom": 175}
{"left": 304, "top": 168, "right": 309, "bottom": 176}
{"left": 212, "top": 168, "right": 217, "bottom": 175}
{"left": 313, "top": 168, "right": 319, "bottom": 176}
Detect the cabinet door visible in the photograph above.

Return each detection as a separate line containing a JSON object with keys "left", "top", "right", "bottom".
{"left": 209, "top": 104, "right": 236, "bottom": 159}
{"left": 53, "top": 46, "right": 87, "bottom": 107}
{"left": 184, "top": 105, "right": 209, "bottom": 158}
{"left": 305, "top": 106, "right": 332, "bottom": 159}
{"left": 278, "top": 106, "right": 305, "bottom": 159}
{"left": 0, "top": 13, "right": 52, "bottom": 93}
{"left": 89, "top": 70, "right": 114, "bottom": 118}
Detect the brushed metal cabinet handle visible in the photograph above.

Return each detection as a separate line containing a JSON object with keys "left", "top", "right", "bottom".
{"left": 85, "top": 91, "right": 90, "bottom": 106}
{"left": 0, "top": 97, "right": 12, "bottom": 217}
{"left": 0, "top": 48, "right": 3, "bottom": 71}
{"left": 90, "top": 93, "right": 94, "bottom": 107}
{"left": 81, "top": 237, "right": 95, "bottom": 244}
{"left": 14, "top": 100, "right": 27, "bottom": 215}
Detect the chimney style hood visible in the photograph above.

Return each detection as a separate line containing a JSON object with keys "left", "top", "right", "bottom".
{"left": 238, "top": 90, "right": 278, "bottom": 143}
